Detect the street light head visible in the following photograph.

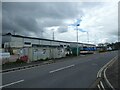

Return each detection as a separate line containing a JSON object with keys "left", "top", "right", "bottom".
{"left": 77, "top": 24, "right": 80, "bottom": 26}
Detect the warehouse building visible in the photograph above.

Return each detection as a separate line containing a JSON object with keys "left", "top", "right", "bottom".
{"left": 2, "top": 33, "right": 96, "bottom": 63}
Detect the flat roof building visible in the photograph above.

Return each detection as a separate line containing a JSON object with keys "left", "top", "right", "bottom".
{"left": 1, "top": 33, "right": 96, "bottom": 63}
{"left": 2, "top": 33, "right": 95, "bottom": 48}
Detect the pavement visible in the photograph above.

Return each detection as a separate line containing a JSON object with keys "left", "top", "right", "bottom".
{"left": 2, "top": 51, "right": 118, "bottom": 88}
{"left": 2, "top": 55, "right": 82, "bottom": 70}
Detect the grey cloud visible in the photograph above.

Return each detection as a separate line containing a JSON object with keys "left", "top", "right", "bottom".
{"left": 109, "top": 29, "right": 118, "bottom": 36}
{"left": 57, "top": 26, "right": 68, "bottom": 33}
{"left": 3, "top": 2, "right": 108, "bottom": 43}
{"left": 2, "top": 2, "right": 83, "bottom": 37}
{"left": 15, "top": 16, "right": 40, "bottom": 32}
{"left": 2, "top": 2, "right": 82, "bottom": 19}
{"left": 81, "top": 2, "right": 104, "bottom": 8}
{"left": 38, "top": 18, "right": 64, "bottom": 27}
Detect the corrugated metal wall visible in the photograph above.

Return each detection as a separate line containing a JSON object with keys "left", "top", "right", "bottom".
{"left": 2, "top": 35, "right": 96, "bottom": 63}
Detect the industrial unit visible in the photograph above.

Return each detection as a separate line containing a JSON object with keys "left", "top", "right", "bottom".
{"left": 2, "top": 33, "right": 96, "bottom": 63}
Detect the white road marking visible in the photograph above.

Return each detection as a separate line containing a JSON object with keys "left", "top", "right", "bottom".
{"left": 100, "top": 81, "right": 105, "bottom": 90}
{"left": 96, "top": 56, "right": 117, "bottom": 90}
{"left": 104, "top": 67, "right": 115, "bottom": 90}
{"left": 0, "top": 80, "right": 24, "bottom": 88}
{"left": 49, "top": 64, "right": 75, "bottom": 73}
{"left": 97, "top": 84, "right": 101, "bottom": 89}
{"left": 97, "top": 56, "right": 117, "bottom": 78}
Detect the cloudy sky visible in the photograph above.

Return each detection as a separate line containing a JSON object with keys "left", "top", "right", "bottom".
{"left": 2, "top": 1, "right": 118, "bottom": 45}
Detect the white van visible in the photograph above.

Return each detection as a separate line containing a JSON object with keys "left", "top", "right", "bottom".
{"left": 0, "top": 49, "right": 10, "bottom": 64}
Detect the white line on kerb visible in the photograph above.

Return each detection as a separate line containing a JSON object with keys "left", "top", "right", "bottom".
{"left": 49, "top": 64, "right": 75, "bottom": 73}
{"left": 100, "top": 81, "right": 105, "bottom": 90}
{"left": 104, "top": 67, "right": 115, "bottom": 90}
{"left": 0, "top": 80, "right": 24, "bottom": 88}
{"left": 97, "top": 84, "right": 100, "bottom": 89}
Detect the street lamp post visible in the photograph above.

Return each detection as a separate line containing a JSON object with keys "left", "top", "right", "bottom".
{"left": 51, "top": 29, "right": 55, "bottom": 60}
{"left": 70, "top": 17, "right": 82, "bottom": 56}
{"left": 51, "top": 28, "right": 55, "bottom": 40}
{"left": 53, "top": 31, "right": 54, "bottom": 40}
{"left": 76, "top": 26, "right": 78, "bottom": 56}
{"left": 87, "top": 31, "right": 89, "bottom": 44}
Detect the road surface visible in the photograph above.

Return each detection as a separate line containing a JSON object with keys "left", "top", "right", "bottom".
{"left": 2, "top": 51, "right": 117, "bottom": 88}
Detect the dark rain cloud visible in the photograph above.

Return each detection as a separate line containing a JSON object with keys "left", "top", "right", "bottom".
{"left": 2, "top": 2, "right": 83, "bottom": 37}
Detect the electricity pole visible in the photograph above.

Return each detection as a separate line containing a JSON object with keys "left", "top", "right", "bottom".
{"left": 52, "top": 29, "right": 55, "bottom": 60}
{"left": 53, "top": 31, "right": 54, "bottom": 40}
{"left": 76, "top": 26, "right": 78, "bottom": 56}
{"left": 87, "top": 31, "right": 89, "bottom": 44}
{"left": 13, "top": 30, "right": 15, "bottom": 35}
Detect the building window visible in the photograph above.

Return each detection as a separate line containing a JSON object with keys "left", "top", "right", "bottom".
{"left": 24, "top": 42, "right": 31, "bottom": 45}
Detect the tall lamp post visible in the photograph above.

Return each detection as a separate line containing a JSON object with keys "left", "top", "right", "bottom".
{"left": 87, "top": 31, "right": 89, "bottom": 44}
{"left": 51, "top": 28, "right": 55, "bottom": 40}
{"left": 51, "top": 28, "right": 55, "bottom": 60}
{"left": 75, "top": 18, "right": 82, "bottom": 56}
{"left": 53, "top": 31, "right": 54, "bottom": 40}
{"left": 76, "top": 24, "right": 79, "bottom": 56}
{"left": 69, "top": 17, "right": 82, "bottom": 56}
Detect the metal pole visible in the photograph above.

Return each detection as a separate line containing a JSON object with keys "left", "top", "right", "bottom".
{"left": 52, "top": 29, "right": 55, "bottom": 41}
{"left": 13, "top": 30, "right": 15, "bottom": 35}
{"left": 77, "top": 26, "right": 78, "bottom": 56}
{"left": 52, "top": 29, "right": 55, "bottom": 60}
{"left": 87, "top": 31, "right": 89, "bottom": 44}
{"left": 53, "top": 31, "right": 54, "bottom": 40}
{"left": 40, "top": 31, "right": 42, "bottom": 38}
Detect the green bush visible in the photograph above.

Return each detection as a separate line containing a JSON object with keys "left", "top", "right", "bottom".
{"left": 16, "top": 59, "right": 26, "bottom": 63}
{"left": 45, "top": 58, "right": 49, "bottom": 60}
{"left": 40, "top": 59, "right": 44, "bottom": 61}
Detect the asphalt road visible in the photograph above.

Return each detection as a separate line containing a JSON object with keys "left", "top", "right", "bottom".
{"left": 2, "top": 51, "right": 118, "bottom": 88}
